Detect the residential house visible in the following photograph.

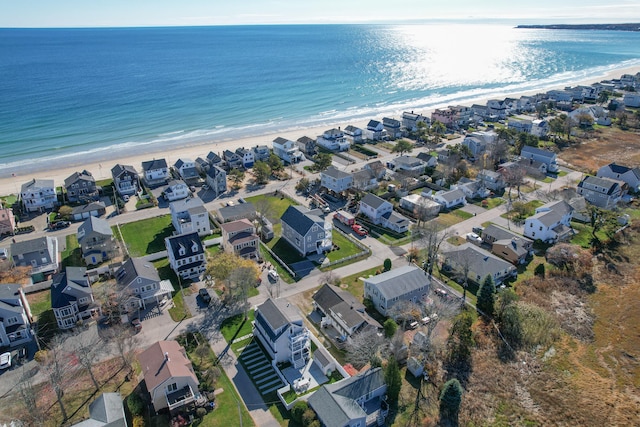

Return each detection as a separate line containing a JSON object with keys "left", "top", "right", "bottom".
{"left": 351, "top": 169, "right": 378, "bottom": 191}
{"left": 252, "top": 145, "right": 271, "bottom": 162}
{"left": 111, "top": 164, "right": 140, "bottom": 197}
{"left": 64, "top": 170, "right": 99, "bottom": 203}
{"left": 364, "top": 160, "right": 387, "bottom": 180}
{"left": 253, "top": 298, "right": 311, "bottom": 368}
{"left": 273, "top": 137, "right": 305, "bottom": 164}
{"left": 71, "top": 201, "right": 107, "bottom": 221}
{"left": 569, "top": 105, "right": 611, "bottom": 126}
{"left": 317, "top": 128, "right": 350, "bottom": 152}
{"left": 461, "top": 135, "right": 487, "bottom": 159}
{"left": 141, "top": 159, "right": 169, "bottom": 187}
{"left": 577, "top": 175, "right": 626, "bottom": 209}
{"left": 431, "top": 188, "right": 467, "bottom": 209}
{"left": 477, "top": 169, "right": 506, "bottom": 192}
{"left": 195, "top": 152, "right": 222, "bottom": 174}
{"left": 173, "top": 159, "right": 199, "bottom": 183}
{"left": 165, "top": 232, "right": 206, "bottom": 280}
{"left": 432, "top": 105, "right": 471, "bottom": 128}
{"left": 70, "top": 393, "right": 127, "bottom": 427}
{"left": 359, "top": 193, "right": 410, "bottom": 233}
{"left": 431, "top": 108, "right": 456, "bottom": 128}
{"left": 500, "top": 158, "right": 549, "bottom": 178}
{"left": 365, "top": 120, "right": 385, "bottom": 141}
{"left": 452, "top": 178, "right": 490, "bottom": 200}
{"left": 0, "top": 204, "right": 16, "bottom": 236}
{"left": 597, "top": 162, "right": 640, "bottom": 193}
{"left": 312, "top": 284, "right": 381, "bottom": 340}
{"left": 280, "top": 205, "right": 332, "bottom": 256}
{"left": 205, "top": 165, "right": 227, "bottom": 197}
{"left": 77, "top": 216, "right": 116, "bottom": 266}
{"left": 206, "top": 151, "right": 223, "bottom": 167}
{"left": 223, "top": 149, "right": 243, "bottom": 169}
{"left": 296, "top": 136, "right": 317, "bottom": 156}
{"left": 471, "top": 104, "right": 489, "bottom": 121}
{"left": 235, "top": 147, "right": 255, "bottom": 168}
{"left": 115, "top": 257, "right": 173, "bottom": 311}
{"left": 51, "top": 267, "right": 99, "bottom": 329}
{"left": 170, "top": 197, "right": 211, "bottom": 237}
{"left": 220, "top": 219, "right": 259, "bottom": 260}
{"left": 308, "top": 367, "right": 388, "bottom": 427}
{"left": 382, "top": 117, "right": 402, "bottom": 139}
{"left": 523, "top": 200, "right": 574, "bottom": 242}
{"left": 138, "top": 340, "right": 200, "bottom": 413}
{"left": 216, "top": 202, "right": 257, "bottom": 223}
{"left": 320, "top": 166, "right": 353, "bottom": 194}
{"left": 520, "top": 146, "right": 558, "bottom": 173}
{"left": 402, "top": 111, "right": 429, "bottom": 133}
{"left": 0, "top": 284, "right": 33, "bottom": 349}
{"left": 343, "top": 125, "right": 363, "bottom": 143}
{"left": 11, "top": 236, "right": 59, "bottom": 280}
{"left": 441, "top": 243, "right": 517, "bottom": 285}
{"left": 194, "top": 157, "right": 209, "bottom": 175}
{"left": 389, "top": 156, "right": 426, "bottom": 173}
{"left": 20, "top": 178, "right": 57, "bottom": 212}
{"left": 486, "top": 99, "right": 508, "bottom": 119}
{"left": 416, "top": 152, "right": 438, "bottom": 168}
{"left": 163, "top": 180, "right": 190, "bottom": 202}
{"left": 399, "top": 194, "right": 441, "bottom": 218}
{"left": 363, "top": 266, "right": 430, "bottom": 316}
{"left": 623, "top": 93, "right": 640, "bottom": 108}
{"left": 509, "top": 118, "right": 549, "bottom": 137}
{"left": 481, "top": 224, "right": 533, "bottom": 265}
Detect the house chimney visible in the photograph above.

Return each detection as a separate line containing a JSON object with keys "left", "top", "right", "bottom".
{"left": 164, "top": 352, "right": 170, "bottom": 362}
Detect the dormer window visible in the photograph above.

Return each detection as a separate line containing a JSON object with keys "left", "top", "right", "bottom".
{"left": 178, "top": 244, "right": 186, "bottom": 257}
{"left": 191, "top": 241, "right": 199, "bottom": 253}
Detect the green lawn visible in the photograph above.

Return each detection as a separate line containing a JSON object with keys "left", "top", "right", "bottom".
{"left": 61, "top": 234, "right": 84, "bottom": 268}
{"left": 260, "top": 245, "right": 295, "bottom": 284}
{"left": 542, "top": 176, "right": 554, "bottom": 183}
{"left": 435, "top": 212, "right": 467, "bottom": 227}
{"left": 326, "top": 230, "right": 363, "bottom": 262}
{"left": 436, "top": 271, "right": 478, "bottom": 306}
{"left": 152, "top": 258, "right": 192, "bottom": 321}
{"left": 26, "top": 290, "right": 51, "bottom": 318}
{"left": 220, "top": 310, "right": 256, "bottom": 350}
{"left": 473, "top": 197, "right": 505, "bottom": 209}
{"left": 206, "top": 245, "right": 221, "bottom": 257}
{"left": 451, "top": 209, "right": 473, "bottom": 220}
{"left": 245, "top": 194, "right": 298, "bottom": 221}
{"left": 267, "top": 237, "right": 306, "bottom": 265}
{"left": 338, "top": 265, "right": 383, "bottom": 299}
{"left": 116, "top": 214, "right": 174, "bottom": 256}
{"left": 0, "top": 194, "right": 18, "bottom": 206}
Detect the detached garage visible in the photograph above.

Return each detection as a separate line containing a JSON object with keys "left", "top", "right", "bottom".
{"left": 71, "top": 201, "right": 106, "bottom": 221}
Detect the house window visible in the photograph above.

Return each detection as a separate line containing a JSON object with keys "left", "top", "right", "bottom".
{"left": 167, "top": 383, "right": 178, "bottom": 392}
{"left": 6, "top": 317, "right": 18, "bottom": 325}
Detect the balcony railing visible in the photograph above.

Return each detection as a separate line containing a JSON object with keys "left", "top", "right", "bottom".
{"left": 166, "top": 385, "right": 195, "bottom": 410}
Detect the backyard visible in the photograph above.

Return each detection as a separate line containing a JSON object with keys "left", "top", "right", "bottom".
{"left": 114, "top": 214, "right": 174, "bottom": 257}
{"left": 61, "top": 234, "right": 84, "bottom": 268}
{"left": 153, "top": 257, "right": 192, "bottom": 321}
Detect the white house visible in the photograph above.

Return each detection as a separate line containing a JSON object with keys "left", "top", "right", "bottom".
{"left": 141, "top": 159, "right": 169, "bottom": 187}
{"left": 477, "top": 169, "right": 506, "bottom": 192}
{"left": 431, "top": 188, "right": 467, "bottom": 209}
{"left": 343, "top": 125, "right": 363, "bottom": 143}
{"left": 416, "top": 152, "right": 438, "bottom": 168}
{"left": 351, "top": 169, "right": 378, "bottom": 191}
{"left": 163, "top": 180, "right": 190, "bottom": 202}
{"left": 597, "top": 162, "right": 640, "bottom": 193}
{"left": 0, "top": 284, "right": 34, "bottom": 349}
{"left": 389, "top": 156, "right": 426, "bottom": 173}
{"left": 51, "top": 267, "right": 99, "bottom": 329}
{"left": 252, "top": 145, "right": 271, "bottom": 162}
{"left": 235, "top": 147, "right": 255, "bottom": 168}
{"left": 21, "top": 179, "right": 57, "bottom": 213}
{"left": 365, "top": 119, "right": 385, "bottom": 141}
{"left": 576, "top": 175, "right": 626, "bottom": 209}
{"left": 359, "top": 193, "right": 410, "bottom": 233}
{"left": 273, "top": 137, "right": 305, "bottom": 164}
{"left": 363, "top": 266, "right": 430, "bottom": 316}
{"left": 165, "top": 232, "right": 206, "bottom": 280}
{"left": 138, "top": 340, "right": 200, "bottom": 413}
{"left": 253, "top": 298, "right": 311, "bottom": 369}
{"left": 281, "top": 206, "right": 332, "bottom": 256}
{"left": 316, "top": 128, "right": 350, "bottom": 152}
{"left": 170, "top": 197, "right": 211, "bottom": 237}
{"left": 205, "top": 165, "right": 227, "bottom": 198}
{"left": 173, "top": 159, "right": 198, "bottom": 183}
{"left": 523, "top": 200, "right": 574, "bottom": 243}
{"left": 320, "top": 166, "right": 353, "bottom": 194}
{"left": 399, "top": 194, "right": 441, "bottom": 217}
{"left": 623, "top": 93, "right": 640, "bottom": 108}
{"left": 452, "top": 178, "right": 491, "bottom": 200}
{"left": 520, "top": 146, "right": 559, "bottom": 173}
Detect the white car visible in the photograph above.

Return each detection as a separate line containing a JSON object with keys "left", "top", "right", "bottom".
{"left": 0, "top": 352, "right": 11, "bottom": 370}
{"left": 0, "top": 248, "right": 7, "bottom": 260}
{"left": 465, "top": 232, "right": 482, "bottom": 245}
{"left": 267, "top": 269, "right": 279, "bottom": 282}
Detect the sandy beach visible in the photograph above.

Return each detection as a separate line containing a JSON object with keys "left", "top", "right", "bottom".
{"left": 2, "top": 64, "right": 639, "bottom": 198}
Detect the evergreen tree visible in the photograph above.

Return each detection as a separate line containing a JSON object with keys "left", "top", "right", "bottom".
{"left": 439, "top": 378, "right": 463, "bottom": 426}
{"left": 383, "top": 258, "right": 392, "bottom": 271}
{"left": 447, "top": 310, "right": 475, "bottom": 367}
{"left": 383, "top": 318, "right": 398, "bottom": 338}
{"left": 476, "top": 275, "right": 496, "bottom": 317}
{"left": 384, "top": 356, "right": 402, "bottom": 405}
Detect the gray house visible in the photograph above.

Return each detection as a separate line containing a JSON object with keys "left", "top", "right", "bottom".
{"left": 520, "top": 146, "right": 558, "bottom": 173}
{"left": 217, "top": 202, "right": 257, "bottom": 223}
{"left": 71, "top": 201, "right": 107, "bottom": 221}
{"left": 64, "top": 170, "right": 99, "bottom": 203}
{"left": 70, "top": 392, "right": 127, "bottom": 427}
{"left": 11, "top": 236, "right": 59, "bottom": 280}
{"left": 115, "top": 258, "right": 173, "bottom": 311}
{"left": 442, "top": 243, "right": 517, "bottom": 285}
{"left": 280, "top": 205, "right": 332, "bottom": 256}
{"left": 308, "top": 367, "right": 388, "bottom": 427}
{"left": 165, "top": 232, "right": 206, "bottom": 280}
{"left": 363, "top": 266, "right": 430, "bottom": 317}
{"left": 141, "top": 158, "right": 169, "bottom": 187}
{"left": 111, "top": 164, "right": 140, "bottom": 197}
{"left": 597, "top": 162, "right": 640, "bottom": 193}
{"left": 51, "top": 267, "right": 99, "bottom": 329}
{"left": 0, "top": 284, "right": 34, "bottom": 349}
{"left": 205, "top": 165, "right": 227, "bottom": 197}
{"left": 77, "top": 216, "right": 117, "bottom": 266}
{"left": 296, "top": 136, "right": 317, "bottom": 156}
{"left": 577, "top": 175, "right": 626, "bottom": 209}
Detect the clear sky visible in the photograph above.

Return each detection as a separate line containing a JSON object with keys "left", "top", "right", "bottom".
{"left": 2, "top": 0, "right": 640, "bottom": 27}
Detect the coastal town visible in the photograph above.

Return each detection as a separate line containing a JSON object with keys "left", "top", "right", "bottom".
{"left": 1, "top": 71, "right": 640, "bottom": 427}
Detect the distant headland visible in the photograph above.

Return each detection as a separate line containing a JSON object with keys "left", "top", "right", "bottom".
{"left": 516, "top": 23, "right": 640, "bottom": 32}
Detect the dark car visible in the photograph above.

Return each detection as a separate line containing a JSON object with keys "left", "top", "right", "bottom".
{"left": 50, "top": 221, "right": 70, "bottom": 230}
{"left": 131, "top": 318, "right": 142, "bottom": 333}
{"left": 199, "top": 288, "right": 212, "bottom": 304}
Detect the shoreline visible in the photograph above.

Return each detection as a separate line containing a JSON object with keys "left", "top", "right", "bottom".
{"left": 1, "top": 63, "right": 639, "bottom": 197}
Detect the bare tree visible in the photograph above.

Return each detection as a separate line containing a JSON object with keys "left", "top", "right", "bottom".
{"left": 416, "top": 220, "right": 451, "bottom": 277}
{"left": 387, "top": 300, "right": 422, "bottom": 329}
{"left": 71, "top": 329, "right": 104, "bottom": 392}
{"left": 229, "top": 266, "right": 259, "bottom": 318}
{"left": 501, "top": 165, "right": 526, "bottom": 201}
{"left": 104, "top": 324, "right": 138, "bottom": 376}
{"left": 17, "top": 368, "right": 46, "bottom": 426}
{"left": 254, "top": 196, "right": 275, "bottom": 223}
{"left": 40, "top": 335, "right": 72, "bottom": 422}
{"left": 344, "top": 328, "right": 385, "bottom": 369}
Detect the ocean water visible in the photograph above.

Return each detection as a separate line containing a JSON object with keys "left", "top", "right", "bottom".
{"left": 1, "top": 23, "right": 640, "bottom": 176}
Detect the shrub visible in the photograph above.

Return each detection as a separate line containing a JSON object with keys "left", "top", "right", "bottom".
{"left": 383, "top": 318, "right": 398, "bottom": 338}
{"left": 291, "top": 401, "right": 309, "bottom": 424}
{"left": 127, "top": 393, "right": 145, "bottom": 416}
{"left": 302, "top": 408, "right": 317, "bottom": 426}
{"left": 534, "top": 263, "right": 546, "bottom": 278}
{"left": 34, "top": 350, "right": 48, "bottom": 364}
{"left": 132, "top": 415, "right": 145, "bottom": 427}
{"left": 383, "top": 258, "right": 392, "bottom": 271}
{"left": 196, "top": 407, "right": 207, "bottom": 418}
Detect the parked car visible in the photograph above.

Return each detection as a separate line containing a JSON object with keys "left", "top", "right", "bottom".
{"left": 352, "top": 224, "right": 368, "bottom": 236}
{"left": 130, "top": 318, "right": 142, "bottom": 333}
{"left": 0, "top": 352, "right": 11, "bottom": 370}
{"left": 465, "top": 232, "right": 482, "bottom": 245}
{"left": 199, "top": 288, "right": 212, "bottom": 304}
{"left": 50, "top": 221, "right": 70, "bottom": 230}
{"left": 267, "top": 269, "right": 279, "bottom": 282}
{"left": 0, "top": 248, "right": 7, "bottom": 260}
